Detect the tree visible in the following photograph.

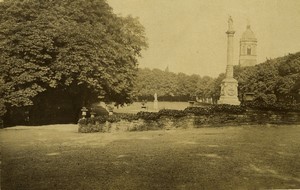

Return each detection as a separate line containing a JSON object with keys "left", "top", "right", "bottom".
{"left": 0, "top": 0, "right": 147, "bottom": 124}
{"left": 209, "top": 73, "right": 225, "bottom": 104}
{"left": 0, "top": 78, "right": 6, "bottom": 117}
{"left": 196, "top": 76, "right": 214, "bottom": 101}
{"left": 235, "top": 52, "right": 300, "bottom": 104}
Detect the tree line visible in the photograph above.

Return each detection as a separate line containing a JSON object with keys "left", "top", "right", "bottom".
{"left": 132, "top": 68, "right": 221, "bottom": 103}
{"left": 133, "top": 52, "right": 300, "bottom": 104}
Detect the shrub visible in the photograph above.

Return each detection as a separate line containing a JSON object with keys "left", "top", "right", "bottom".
{"left": 184, "top": 105, "right": 246, "bottom": 115}
{"left": 136, "top": 111, "right": 160, "bottom": 121}
{"left": 78, "top": 118, "right": 106, "bottom": 133}
{"left": 184, "top": 106, "right": 213, "bottom": 115}
{"left": 243, "top": 101, "right": 300, "bottom": 112}
{"left": 78, "top": 113, "right": 140, "bottom": 127}
{"left": 115, "top": 113, "right": 139, "bottom": 121}
{"left": 253, "top": 94, "right": 277, "bottom": 105}
{"left": 106, "top": 114, "right": 121, "bottom": 123}
{"left": 78, "top": 116, "right": 108, "bottom": 126}
{"left": 211, "top": 104, "right": 246, "bottom": 114}
{"left": 78, "top": 118, "right": 88, "bottom": 125}
{"left": 158, "top": 109, "right": 187, "bottom": 118}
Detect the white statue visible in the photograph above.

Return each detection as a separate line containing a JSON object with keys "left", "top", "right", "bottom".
{"left": 154, "top": 93, "right": 158, "bottom": 101}
{"left": 153, "top": 93, "right": 158, "bottom": 110}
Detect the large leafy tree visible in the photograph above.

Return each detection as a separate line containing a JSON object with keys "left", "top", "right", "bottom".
{"left": 0, "top": 0, "right": 147, "bottom": 118}
{"left": 235, "top": 52, "right": 300, "bottom": 104}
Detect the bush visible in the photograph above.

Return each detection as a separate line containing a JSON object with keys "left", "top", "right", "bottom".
{"left": 106, "top": 114, "right": 121, "bottom": 123}
{"left": 158, "top": 109, "right": 187, "bottom": 118}
{"left": 184, "top": 105, "right": 245, "bottom": 115}
{"left": 243, "top": 101, "right": 300, "bottom": 112}
{"left": 253, "top": 94, "right": 277, "bottom": 105}
{"left": 211, "top": 104, "right": 246, "bottom": 114}
{"left": 136, "top": 111, "right": 160, "bottom": 121}
{"left": 78, "top": 113, "right": 140, "bottom": 127}
{"left": 184, "top": 106, "right": 213, "bottom": 115}
{"left": 78, "top": 117, "right": 107, "bottom": 133}
{"left": 78, "top": 116, "right": 107, "bottom": 126}
{"left": 79, "top": 105, "right": 246, "bottom": 127}
{"left": 115, "top": 113, "right": 139, "bottom": 121}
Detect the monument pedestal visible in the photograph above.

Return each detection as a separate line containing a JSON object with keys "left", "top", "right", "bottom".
{"left": 218, "top": 96, "right": 240, "bottom": 105}
{"left": 153, "top": 100, "right": 158, "bottom": 110}
{"left": 218, "top": 78, "right": 240, "bottom": 105}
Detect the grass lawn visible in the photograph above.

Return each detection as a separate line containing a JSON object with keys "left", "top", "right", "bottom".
{"left": 1, "top": 124, "right": 300, "bottom": 190}
{"left": 114, "top": 101, "right": 189, "bottom": 113}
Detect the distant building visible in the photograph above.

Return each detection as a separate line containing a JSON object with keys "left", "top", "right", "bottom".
{"left": 239, "top": 24, "right": 257, "bottom": 67}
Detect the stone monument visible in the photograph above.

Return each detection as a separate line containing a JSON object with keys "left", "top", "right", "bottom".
{"left": 153, "top": 93, "right": 158, "bottom": 110}
{"left": 218, "top": 16, "right": 240, "bottom": 105}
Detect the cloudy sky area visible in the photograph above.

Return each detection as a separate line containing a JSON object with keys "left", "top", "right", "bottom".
{"left": 107, "top": 0, "right": 300, "bottom": 77}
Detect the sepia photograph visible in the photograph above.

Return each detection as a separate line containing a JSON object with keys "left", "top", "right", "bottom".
{"left": 0, "top": 0, "right": 300, "bottom": 189}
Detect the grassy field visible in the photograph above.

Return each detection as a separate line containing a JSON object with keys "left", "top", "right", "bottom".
{"left": 114, "top": 101, "right": 189, "bottom": 113}
{"left": 1, "top": 124, "right": 300, "bottom": 190}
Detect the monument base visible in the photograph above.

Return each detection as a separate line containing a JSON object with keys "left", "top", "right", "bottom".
{"left": 218, "top": 96, "right": 240, "bottom": 105}
{"left": 153, "top": 100, "right": 158, "bottom": 110}
{"left": 218, "top": 77, "right": 240, "bottom": 105}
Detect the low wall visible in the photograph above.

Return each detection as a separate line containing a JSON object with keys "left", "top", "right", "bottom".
{"left": 78, "top": 111, "right": 300, "bottom": 133}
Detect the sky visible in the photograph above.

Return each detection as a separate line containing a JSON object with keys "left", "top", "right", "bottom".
{"left": 107, "top": 0, "right": 300, "bottom": 77}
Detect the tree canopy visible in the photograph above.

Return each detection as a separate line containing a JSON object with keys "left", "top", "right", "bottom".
{"left": 133, "top": 51, "right": 300, "bottom": 104}
{"left": 0, "top": 0, "right": 147, "bottom": 119}
{"left": 235, "top": 52, "right": 300, "bottom": 103}
{"left": 133, "top": 68, "right": 218, "bottom": 102}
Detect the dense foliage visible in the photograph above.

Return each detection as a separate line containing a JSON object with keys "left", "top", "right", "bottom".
{"left": 243, "top": 101, "right": 300, "bottom": 112}
{"left": 235, "top": 52, "right": 300, "bottom": 103}
{"left": 133, "top": 68, "right": 221, "bottom": 102}
{"left": 0, "top": 78, "right": 6, "bottom": 117}
{"left": 133, "top": 52, "right": 300, "bottom": 105}
{"left": 184, "top": 105, "right": 246, "bottom": 115}
{"left": 0, "top": 0, "right": 147, "bottom": 123}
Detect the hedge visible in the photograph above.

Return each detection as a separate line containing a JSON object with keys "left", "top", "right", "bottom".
{"left": 184, "top": 104, "right": 246, "bottom": 115}
{"left": 78, "top": 103, "right": 300, "bottom": 127}
{"left": 79, "top": 105, "right": 248, "bottom": 126}
{"left": 242, "top": 102, "right": 300, "bottom": 112}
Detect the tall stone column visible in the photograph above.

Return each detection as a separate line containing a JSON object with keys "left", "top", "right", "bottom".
{"left": 218, "top": 16, "right": 240, "bottom": 105}
{"left": 226, "top": 18, "right": 234, "bottom": 78}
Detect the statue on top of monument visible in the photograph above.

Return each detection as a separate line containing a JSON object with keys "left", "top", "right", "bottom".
{"left": 228, "top": 16, "right": 234, "bottom": 31}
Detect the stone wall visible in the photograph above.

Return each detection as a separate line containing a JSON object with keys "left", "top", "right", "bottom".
{"left": 78, "top": 111, "right": 300, "bottom": 133}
